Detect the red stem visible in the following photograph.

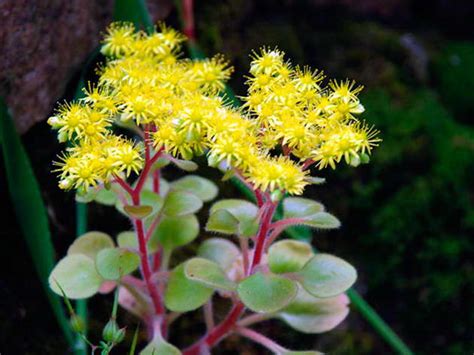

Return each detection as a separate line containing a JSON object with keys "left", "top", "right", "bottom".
{"left": 133, "top": 149, "right": 162, "bottom": 195}
{"left": 115, "top": 147, "right": 165, "bottom": 318}
{"left": 182, "top": 0, "right": 195, "bottom": 41}
{"left": 134, "top": 216, "right": 164, "bottom": 314}
{"left": 183, "top": 303, "right": 245, "bottom": 355}
{"left": 250, "top": 203, "right": 277, "bottom": 271}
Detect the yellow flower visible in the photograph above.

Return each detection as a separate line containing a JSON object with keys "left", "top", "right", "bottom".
{"left": 101, "top": 22, "right": 137, "bottom": 57}
{"left": 246, "top": 156, "right": 309, "bottom": 195}
{"left": 249, "top": 47, "right": 285, "bottom": 75}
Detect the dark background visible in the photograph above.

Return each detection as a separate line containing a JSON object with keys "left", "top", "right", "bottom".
{"left": 1, "top": 0, "right": 473, "bottom": 354}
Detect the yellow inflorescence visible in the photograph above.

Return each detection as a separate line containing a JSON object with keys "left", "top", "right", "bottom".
{"left": 49, "top": 22, "right": 380, "bottom": 195}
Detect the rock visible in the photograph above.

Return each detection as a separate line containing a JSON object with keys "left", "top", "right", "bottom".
{"left": 0, "top": 0, "right": 172, "bottom": 133}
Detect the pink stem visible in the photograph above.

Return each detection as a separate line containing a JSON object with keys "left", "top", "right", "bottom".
{"left": 264, "top": 226, "right": 285, "bottom": 251}
{"left": 302, "top": 158, "right": 315, "bottom": 170}
{"left": 269, "top": 217, "right": 307, "bottom": 231}
{"left": 236, "top": 327, "right": 285, "bottom": 353}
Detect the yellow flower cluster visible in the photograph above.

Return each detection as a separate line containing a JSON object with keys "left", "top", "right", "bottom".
{"left": 49, "top": 22, "right": 380, "bottom": 195}
{"left": 243, "top": 47, "right": 380, "bottom": 169}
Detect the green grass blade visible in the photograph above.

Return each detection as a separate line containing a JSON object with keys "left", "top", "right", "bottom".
{"left": 0, "top": 98, "right": 75, "bottom": 347}
{"left": 114, "top": 0, "right": 152, "bottom": 30}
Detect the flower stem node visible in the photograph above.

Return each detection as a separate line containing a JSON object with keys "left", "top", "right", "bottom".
{"left": 102, "top": 319, "right": 125, "bottom": 344}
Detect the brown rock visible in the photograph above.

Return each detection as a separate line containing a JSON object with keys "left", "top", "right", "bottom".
{"left": 0, "top": 0, "right": 172, "bottom": 134}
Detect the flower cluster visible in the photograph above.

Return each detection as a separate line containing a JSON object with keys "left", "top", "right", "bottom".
{"left": 48, "top": 22, "right": 379, "bottom": 195}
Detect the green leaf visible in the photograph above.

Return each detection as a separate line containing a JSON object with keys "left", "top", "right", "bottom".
{"left": 67, "top": 231, "right": 114, "bottom": 259}
{"left": 94, "top": 187, "right": 118, "bottom": 206}
{"left": 0, "top": 99, "right": 74, "bottom": 344}
{"left": 140, "top": 336, "right": 181, "bottom": 355}
{"left": 149, "top": 214, "right": 199, "bottom": 251}
{"left": 162, "top": 189, "right": 203, "bottom": 217}
{"left": 279, "top": 289, "right": 350, "bottom": 334}
{"left": 296, "top": 254, "right": 357, "bottom": 298}
{"left": 75, "top": 188, "right": 97, "bottom": 203}
{"left": 283, "top": 198, "right": 325, "bottom": 219}
{"left": 117, "top": 231, "right": 138, "bottom": 249}
{"left": 206, "top": 209, "right": 239, "bottom": 234}
{"left": 49, "top": 255, "right": 102, "bottom": 299}
{"left": 171, "top": 158, "right": 198, "bottom": 172}
{"left": 117, "top": 231, "right": 159, "bottom": 253}
{"left": 116, "top": 190, "right": 164, "bottom": 216}
{"left": 307, "top": 177, "right": 326, "bottom": 185}
{"left": 138, "top": 177, "right": 170, "bottom": 198}
{"left": 184, "top": 258, "right": 236, "bottom": 291}
{"left": 208, "top": 199, "right": 260, "bottom": 237}
{"left": 300, "top": 212, "right": 341, "bottom": 229}
{"left": 268, "top": 240, "right": 314, "bottom": 274}
{"left": 164, "top": 264, "right": 213, "bottom": 312}
{"left": 171, "top": 175, "right": 218, "bottom": 202}
{"left": 237, "top": 272, "right": 298, "bottom": 313}
{"left": 96, "top": 248, "right": 140, "bottom": 280}
{"left": 197, "top": 238, "right": 240, "bottom": 271}
{"left": 124, "top": 205, "right": 153, "bottom": 219}
{"left": 152, "top": 156, "right": 170, "bottom": 169}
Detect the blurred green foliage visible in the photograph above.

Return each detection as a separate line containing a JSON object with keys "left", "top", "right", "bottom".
{"left": 351, "top": 86, "right": 474, "bottom": 354}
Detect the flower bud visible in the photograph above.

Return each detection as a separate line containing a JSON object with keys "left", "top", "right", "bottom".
{"left": 349, "top": 154, "right": 361, "bottom": 167}
{"left": 70, "top": 314, "right": 85, "bottom": 333}
{"left": 102, "top": 319, "right": 125, "bottom": 344}
{"left": 270, "top": 189, "right": 283, "bottom": 202}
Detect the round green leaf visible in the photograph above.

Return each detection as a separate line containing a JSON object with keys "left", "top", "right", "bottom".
{"left": 124, "top": 205, "right": 153, "bottom": 219}
{"left": 164, "top": 264, "right": 213, "bottom": 312}
{"left": 49, "top": 254, "right": 102, "bottom": 299}
{"left": 171, "top": 175, "right": 218, "bottom": 202}
{"left": 75, "top": 187, "right": 96, "bottom": 203}
{"left": 283, "top": 197, "right": 324, "bottom": 219}
{"left": 95, "top": 248, "right": 140, "bottom": 280}
{"left": 237, "top": 272, "right": 298, "bottom": 313}
{"left": 184, "top": 258, "right": 236, "bottom": 291}
{"left": 141, "top": 177, "right": 170, "bottom": 197}
{"left": 206, "top": 209, "right": 239, "bottom": 234}
{"left": 140, "top": 336, "right": 181, "bottom": 355}
{"left": 149, "top": 214, "right": 199, "bottom": 251}
{"left": 68, "top": 231, "right": 114, "bottom": 259}
{"left": 162, "top": 189, "right": 203, "bottom": 217}
{"left": 94, "top": 187, "right": 118, "bottom": 206}
{"left": 268, "top": 240, "right": 314, "bottom": 274}
{"left": 197, "top": 238, "right": 240, "bottom": 271}
{"left": 279, "top": 288, "right": 350, "bottom": 333}
{"left": 297, "top": 254, "right": 357, "bottom": 298}
{"left": 117, "top": 231, "right": 137, "bottom": 249}
{"left": 208, "top": 199, "right": 259, "bottom": 237}
{"left": 117, "top": 231, "right": 158, "bottom": 253}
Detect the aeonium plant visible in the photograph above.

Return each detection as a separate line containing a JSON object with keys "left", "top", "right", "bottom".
{"left": 47, "top": 22, "right": 380, "bottom": 354}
